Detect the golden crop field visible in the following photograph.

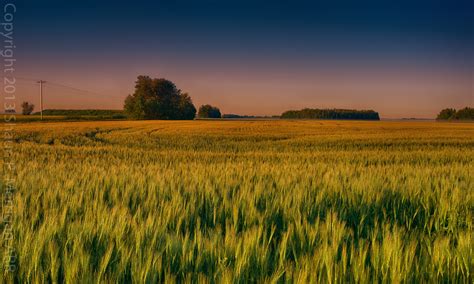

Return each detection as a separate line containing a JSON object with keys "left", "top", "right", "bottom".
{"left": 2, "top": 120, "right": 473, "bottom": 282}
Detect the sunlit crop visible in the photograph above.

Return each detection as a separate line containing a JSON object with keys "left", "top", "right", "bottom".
{"left": 2, "top": 120, "right": 473, "bottom": 282}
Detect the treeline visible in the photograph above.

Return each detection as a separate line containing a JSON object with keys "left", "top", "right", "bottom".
{"left": 222, "top": 114, "right": 280, "bottom": 119}
{"left": 436, "top": 107, "right": 473, "bottom": 120}
{"left": 281, "top": 108, "right": 380, "bottom": 120}
{"left": 35, "top": 109, "right": 125, "bottom": 117}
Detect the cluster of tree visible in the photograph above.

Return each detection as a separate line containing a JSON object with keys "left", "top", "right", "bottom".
{"left": 21, "top": 101, "right": 35, "bottom": 115}
{"left": 222, "top": 114, "right": 246, "bottom": 118}
{"left": 281, "top": 108, "right": 380, "bottom": 120}
{"left": 198, "top": 105, "right": 221, "bottom": 118}
{"left": 436, "top": 107, "right": 473, "bottom": 120}
{"left": 124, "top": 76, "right": 196, "bottom": 120}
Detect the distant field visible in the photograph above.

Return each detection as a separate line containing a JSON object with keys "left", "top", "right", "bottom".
{"left": 3, "top": 120, "right": 473, "bottom": 282}
{"left": 5, "top": 114, "right": 127, "bottom": 123}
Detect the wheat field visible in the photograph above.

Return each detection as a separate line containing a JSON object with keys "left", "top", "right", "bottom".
{"left": 1, "top": 120, "right": 473, "bottom": 282}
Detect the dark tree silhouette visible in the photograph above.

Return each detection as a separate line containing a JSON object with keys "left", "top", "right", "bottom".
{"left": 177, "top": 93, "right": 197, "bottom": 120}
{"left": 198, "top": 105, "right": 221, "bottom": 118}
{"left": 281, "top": 108, "right": 380, "bottom": 120}
{"left": 124, "top": 76, "right": 196, "bottom": 120}
{"left": 453, "top": 107, "right": 474, "bottom": 120}
{"left": 436, "top": 108, "right": 457, "bottom": 120}
{"left": 436, "top": 107, "right": 473, "bottom": 120}
{"left": 21, "top": 101, "right": 34, "bottom": 115}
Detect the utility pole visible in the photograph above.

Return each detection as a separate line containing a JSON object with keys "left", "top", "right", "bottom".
{"left": 37, "top": 80, "right": 46, "bottom": 120}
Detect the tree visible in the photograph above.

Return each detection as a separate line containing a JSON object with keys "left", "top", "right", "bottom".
{"left": 198, "top": 104, "right": 221, "bottom": 118}
{"left": 453, "top": 107, "right": 474, "bottom": 120}
{"left": 124, "top": 76, "right": 196, "bottom": 120}
{"left": 436, "top": 108, "right": 456, "bottom": 120}
{"left": 21, "top": 101, "right": 34, "bottom": 115}
{"left": 177, "top": 93, "right": 197, "bottom": 120}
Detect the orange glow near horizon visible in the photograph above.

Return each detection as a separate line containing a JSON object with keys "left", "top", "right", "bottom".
{"left": 15, "top": 60, "right": 472, "bottom": 119}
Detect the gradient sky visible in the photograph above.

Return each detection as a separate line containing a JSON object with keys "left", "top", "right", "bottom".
{"left": 14, "top": 0, "right": 474, "bottom": 118}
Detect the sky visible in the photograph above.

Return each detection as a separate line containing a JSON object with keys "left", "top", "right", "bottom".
{"left": 12, "top": 0, "right": 474, "bottom": 118}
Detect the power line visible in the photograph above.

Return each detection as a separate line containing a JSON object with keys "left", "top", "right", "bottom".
{"left": 46, "top": 82, "right": 126, "bottom": 99}
{"left": 11, "top": 76, "right": 127, "bottom": 121}
{"left": 11, "top": 76, "right": 126, "bottom": 99}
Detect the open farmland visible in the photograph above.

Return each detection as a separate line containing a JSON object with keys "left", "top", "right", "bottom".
{"left": 2, "top": 120, "right": 473, "bottom": 282}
